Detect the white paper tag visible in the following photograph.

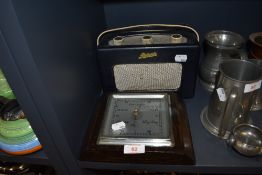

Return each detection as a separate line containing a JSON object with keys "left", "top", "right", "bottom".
{"left": 111, "top": 121, "right": 126, "bottom": 131}
{"left": 244, "top": 80, "right": 262, "bottom": 93}
{"left": 216, "top": 88, "right": 227, "bottom": 101}
{"left": 124, "top": 144, "right": 145, "bottom": 154}
{"left": 175, "top": 55, "right": 187, "bottom": 62}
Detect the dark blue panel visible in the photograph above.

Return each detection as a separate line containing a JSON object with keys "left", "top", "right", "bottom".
{"left": 104, "top": 1, "right": 262, "bottom": 40}
{"left": 0, "top": 20, "right": 69, "bottom": 175}
{"left": 0, "top": 0, "right": 105, "bottom": 174}
{"left": 11, "top": 0, "right": 105, "bottom": 156}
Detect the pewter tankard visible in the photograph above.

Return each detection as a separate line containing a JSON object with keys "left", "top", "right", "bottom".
{"left": 201, "top": 60, "right": 262, "bottom": 139}
{"left": 200, "top": 30, "right": 247, "bottom": 92}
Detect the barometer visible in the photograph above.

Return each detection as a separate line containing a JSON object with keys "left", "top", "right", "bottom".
{"left": 81, "top": 93, "right": 195, "bottom": 164}
{"left": 97, "top": 93, "right": 174, "bottom": 147}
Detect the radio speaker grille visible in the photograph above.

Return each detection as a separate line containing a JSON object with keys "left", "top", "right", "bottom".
{"left": 113, "top": 63, "right": 182, "bottom": 91}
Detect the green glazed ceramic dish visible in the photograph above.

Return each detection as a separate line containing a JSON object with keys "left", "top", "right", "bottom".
{"left": 0, "top": 132, "right": 36, "bottom": 145}
{"left": 0, "top": 88, "right": 15, "bottom": 99}
{"left": 0, "top": 70, "right": 15, "bottom": 99}
{"left": 0, "top": 119, "right": 33, "bottom": 138}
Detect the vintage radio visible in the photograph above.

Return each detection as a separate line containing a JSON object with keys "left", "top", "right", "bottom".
{"left": 97, "top": 24, "right": 200, "bottom": 98}
{"left": 81, "top": 24, "right": 200, "bottom": 165}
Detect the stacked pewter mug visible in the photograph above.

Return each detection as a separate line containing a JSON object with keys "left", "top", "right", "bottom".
{"left": 199, "top": 30, "right": 247, "bottom": 92}
{"left": 201, "top": 59, "right": 262, "bottom": 139}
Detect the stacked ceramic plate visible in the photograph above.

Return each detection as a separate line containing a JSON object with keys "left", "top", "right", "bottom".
{"left": 0, "top": 70, "right": 42, "bottom": 155}
{"left": 0, "top": 117, "right": 42, "bottom": 155}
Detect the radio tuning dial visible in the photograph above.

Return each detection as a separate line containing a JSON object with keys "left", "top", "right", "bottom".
{"left": 171, "top": 34, "right": 183, "bottom": 44}
{"left": 113, "top": 36, "right": 124, "bottom": 46}
{"left": 142, "top": 35, "right": 153, "bottom": 45}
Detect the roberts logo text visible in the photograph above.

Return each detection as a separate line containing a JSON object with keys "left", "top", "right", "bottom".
{"left": 138, "top": 52, "right": 158, "bottom": 60}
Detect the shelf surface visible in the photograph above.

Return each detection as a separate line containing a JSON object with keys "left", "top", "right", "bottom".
{"left": 0, "top": 149, "right": 49, "bottom": 165}
{"left": 78, "top": 80, "right": 262, "bottom": 174}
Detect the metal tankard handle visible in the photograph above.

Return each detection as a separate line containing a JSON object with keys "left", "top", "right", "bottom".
{"left": 218, "top": 87, "right": 238, "bottom": 137}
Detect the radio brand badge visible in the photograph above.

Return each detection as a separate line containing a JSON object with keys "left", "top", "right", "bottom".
{"left": 138, "top": 52, "right": 158, "bottom": 60}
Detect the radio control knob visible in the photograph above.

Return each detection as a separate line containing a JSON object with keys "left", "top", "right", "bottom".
{"left": 171, "top": 34, "right": 183, "bottom": 44}
{"left": 113, "top": 36, "right": 124, "bottom": 46}
{"left": 142, "top": 35, "right": 153, "bottom": 45}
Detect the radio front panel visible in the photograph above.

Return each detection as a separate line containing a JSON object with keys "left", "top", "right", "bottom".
{"left": 97, "top": 45, "right": 199, "bottom": 98}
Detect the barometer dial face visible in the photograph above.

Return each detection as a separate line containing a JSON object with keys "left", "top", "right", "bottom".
{"left": 97, "top": 93, "right": 174, "bottom": 147}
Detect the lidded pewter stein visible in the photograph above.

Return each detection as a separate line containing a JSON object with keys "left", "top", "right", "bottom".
{"left": 199, "top": 30, "right": 247, "bottom": 92}
{"left": 201, "top": 60, "right": 262, "bottom": 139}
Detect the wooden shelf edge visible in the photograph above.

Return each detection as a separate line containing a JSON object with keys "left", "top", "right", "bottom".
{"left": 0, "top": 149, "right": 49, "bottom": 165}
{"left": 77, "top": 160, "right": 262, "bottom": 174}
